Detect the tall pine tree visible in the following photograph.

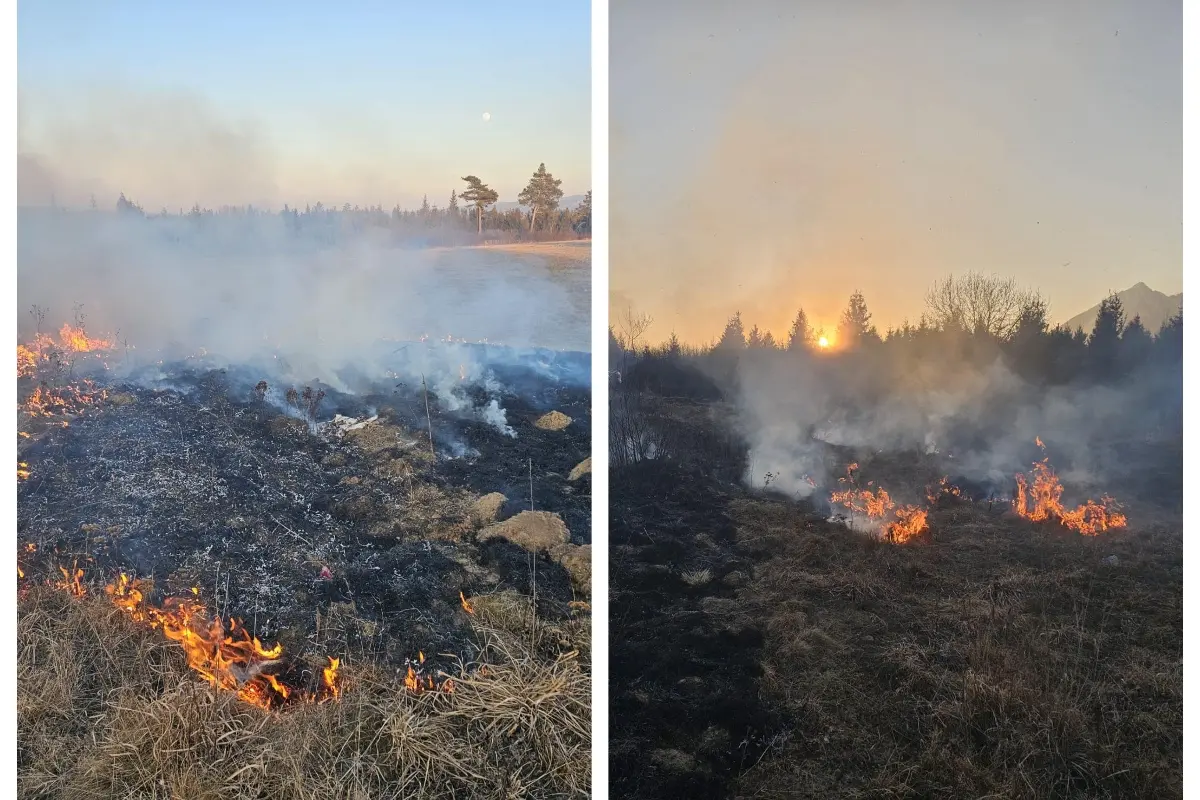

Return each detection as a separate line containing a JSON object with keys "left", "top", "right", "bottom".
{"left": 460, "top": 176, "right": 499, "bottom": 235}
{"left": 517, "top": 163, "right": 564, "bottom": 233}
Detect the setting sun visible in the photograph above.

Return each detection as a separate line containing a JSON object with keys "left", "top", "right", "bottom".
{"left": 817, "top": 336, "right": 830, "bottom": 349}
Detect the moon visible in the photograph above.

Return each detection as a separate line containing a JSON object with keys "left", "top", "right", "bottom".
{"left": 482, "top": 111, "right": 491, "bottom": 122}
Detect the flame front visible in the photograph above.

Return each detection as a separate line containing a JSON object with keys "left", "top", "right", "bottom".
{"left": 18, "top": 324, "right": 114, "bottom": 426}
{"left": 55, "top": 563, "right": 86, "bottom": 597}
{"left": 926, "top": 476, "right": 964, "bottom": 505}
{"left": 106, "top": 574, "right": 297, "bottom": 709}
{"left": 57, "top": 324, "right": 114, "bottom": 354}
{"left": 26, "top": 566, "right": 453, "bottom": 708}
{"left": 23, "top": 380, "right": 109, "bottom": 420}
{"left": 1013, "top": 440, "right": 1127, "bottom": 535}
{"left": 887, "top": 506, "right": 928, "bottom": 543}
{"left": 17, "top": 325, "right": 114, "bottom": 378}
{"left": 829, "top": 464, "right": 930, "bottom": 543}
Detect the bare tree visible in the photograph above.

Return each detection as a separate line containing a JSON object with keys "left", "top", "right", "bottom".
{"left": 615, "top": 304, "right": 654, "bottom": 354}
{"left": 925, "top": 272, "right": 1040, "bottom": 339}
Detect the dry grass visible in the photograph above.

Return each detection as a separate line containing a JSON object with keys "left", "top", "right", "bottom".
{"left": 17, "top": 585, "right": 590, "bottom": 799}
{"left": 478, "top": 511, "right": 571, "bottom": 553}
{"left": 533, "top": 412, "right": 573, "bottom": 432}
{"left": 464, "top": 242, "right": 591, "bottom": 263}
{"left": 729, "top": 496, "right": 1182, "bottom": 799}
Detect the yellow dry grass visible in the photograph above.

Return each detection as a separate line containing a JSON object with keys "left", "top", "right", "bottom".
{"left": 17, "top": 584, "right": 590, "bottom": 799}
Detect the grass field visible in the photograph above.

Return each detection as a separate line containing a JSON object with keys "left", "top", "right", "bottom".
{"left": 18, "top": 582, "right": 590, "bottom": 799}
{"left": 610, "top": 394, "right": 1182, "bottom": 799}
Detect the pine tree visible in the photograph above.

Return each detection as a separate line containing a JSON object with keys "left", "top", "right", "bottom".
{"left": 517, "top": 163, "right": 565, "bottom": 233}
{"left": 786, "top": 308, "right": 814, "bottom": 351}
{"left": 573, "top": 190, "right": 592, "bottom": 236}
{"left": 667, "top": 331, "right": 681, "bottom": 358}
{"left": 1090, "top": 293, "right": 1126, "bottom": 346}
{"left": 716, "top": 312, "right": 746, "bottom": 351}
{"left": 1156, "top": 311, "right": 1183, "bottom": 362}
{"left": 837, "top": 291, "right": 874, "bottom": 348}
{"left": 460, "top": 176, "right": 500, "bottom": 235}
{"left": 1120, "top": 314, "right": 1154, "bottom": 372}
{"left": 1088, "top": 293, "right": 1125, "bottom": 379}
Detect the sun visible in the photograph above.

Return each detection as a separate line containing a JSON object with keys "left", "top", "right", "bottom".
{"left": 817, "top": 336, "right": 830, "bottom": 349}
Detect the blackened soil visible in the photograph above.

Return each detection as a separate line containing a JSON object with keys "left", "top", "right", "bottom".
{"left": 429, "top": 384, "right": 592, "bottom": 544}
{"left": 17, "top": 364, "right": 588, "bottom": 684}
{"left": 609, "top": 460, "right": 782, "bottom": 799}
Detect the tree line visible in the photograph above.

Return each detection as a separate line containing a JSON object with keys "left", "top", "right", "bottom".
{"left": 93, "top": 163, "right": 590, "bottom": 246}
{"left": 613, "top": 272, "right": 1183, "bottom": 390}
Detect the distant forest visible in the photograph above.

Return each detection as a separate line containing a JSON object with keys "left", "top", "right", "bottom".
{"left": 33, "top": 164, "right": 591, "bottom": 248}
{"left": 612, "top": 273, "right": 1184, "bottom": 393}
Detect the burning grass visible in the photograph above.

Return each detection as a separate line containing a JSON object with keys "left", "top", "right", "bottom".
{"left": 17, "top": 583, "right": 590, "bottom": 799}
{"left": 828, "top": 463, "right": 930, "bottom": 543}
{"left": 1013, "top": 438, "right": 1128, "bottom": 535}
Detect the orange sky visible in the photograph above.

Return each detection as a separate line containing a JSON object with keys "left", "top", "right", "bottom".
{"left": 610, "top": 0, "right": 1182, "bottom": 344}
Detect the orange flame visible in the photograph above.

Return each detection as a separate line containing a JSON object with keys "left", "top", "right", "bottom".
{"left": 55, "top": 563, "right": 86, "bottom": 597}
{"left": 323, "top": 657, "right": 343, "bottom": 700}
{"left": 17, "top": 326, "right": 114, "bottom": 380}
{"left": 926, "top": 476, "right": 965, "bottom": 505}
{"left": 830, "top": 464, "right": 929, "bottom": 543}
{"left": 17, "top": 344, "right": 38, "bottom": 379}
{"left": 460, "top": 591, "right": 475, "bottom": 614}
{"left": 22, "top": 380, "right": 108, "bottom": 420}
{"left": 1012, "top": 441, "right": 1126, "bottom": 535}
{"left": 30, "top": 567, "right": 448, "bottom": 707}
{"left": 887, "top": 506, "right": 929, "bottom": 543}
{"left": 105, "top": 574, "right": 297, "bottom": 708}
{"left": 57, "top": 324, "right": 115, "bottom": 354}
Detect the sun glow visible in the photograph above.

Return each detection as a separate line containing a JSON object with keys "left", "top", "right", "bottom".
{"left": 817, "top": 336, "right": 830, "bottom": 349}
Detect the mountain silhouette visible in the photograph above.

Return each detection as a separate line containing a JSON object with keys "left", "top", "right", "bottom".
{"left": 1062, "top": 282, "right": 1182, "bottom": 335}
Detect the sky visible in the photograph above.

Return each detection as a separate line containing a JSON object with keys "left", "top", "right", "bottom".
{"left": 17, "top": 1, "right": 590, "bottom": 211}
{"left": 610, "top": 0, "right": 1183, "bottom": 339}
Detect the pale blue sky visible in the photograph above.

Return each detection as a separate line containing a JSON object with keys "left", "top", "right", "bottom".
{"left": 611, "top": 0, "right": 1182, "bottom": 338}
{"left": 18, "top": 1, "right": 590, "bottom": 209}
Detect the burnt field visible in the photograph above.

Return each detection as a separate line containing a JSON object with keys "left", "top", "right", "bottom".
{"left": 16, "top": 336, "right": 592, "bottom": 798}
{"left": 610, "top": 362, "right": 1182, "bottom": 799}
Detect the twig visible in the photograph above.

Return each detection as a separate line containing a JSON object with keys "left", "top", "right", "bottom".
{"left": 269, "top": 514, "right": 314, "bottom": 550}
{"left": 421, "top": 374, "right": 436, "bottom": 461}
{"left": 529, "top": 457, "right": 534, "bottom": 511}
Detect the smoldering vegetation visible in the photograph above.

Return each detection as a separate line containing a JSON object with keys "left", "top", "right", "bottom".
{"left": 614, "top": 281, "right": 1182, "bottom": 512}
{"left": 18, "top": 206, "right": 591, "bottom": 441}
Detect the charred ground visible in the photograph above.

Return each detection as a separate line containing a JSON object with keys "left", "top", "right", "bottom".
{"left": 18, "top": 354, "right": 590, "bottom": 674}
